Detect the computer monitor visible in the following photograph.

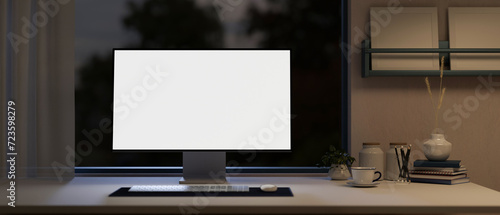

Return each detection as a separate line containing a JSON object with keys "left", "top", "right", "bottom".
{"left": 112, "top": 50, "right": 291, "bottom": 183}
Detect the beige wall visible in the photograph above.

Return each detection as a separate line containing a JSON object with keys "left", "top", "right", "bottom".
{"left": 349, "top": 0, "right": 500, "bottom": 191}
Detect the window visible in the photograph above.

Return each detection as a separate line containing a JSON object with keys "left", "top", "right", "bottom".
{"left": 75, "top": 0, "right": 346, "bottom": 169}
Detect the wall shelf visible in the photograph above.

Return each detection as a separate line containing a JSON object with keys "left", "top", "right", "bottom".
{"left": 362, "top": 39, "right": 500, "bottom": 77}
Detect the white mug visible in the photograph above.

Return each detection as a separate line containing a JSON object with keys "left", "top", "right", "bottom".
{"left": 351, "top": 167, "right": 382, "bottom": 184}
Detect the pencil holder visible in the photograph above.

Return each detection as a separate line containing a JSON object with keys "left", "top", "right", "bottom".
{"left": 395, "top": 145, "right": 411, "bottom": 184}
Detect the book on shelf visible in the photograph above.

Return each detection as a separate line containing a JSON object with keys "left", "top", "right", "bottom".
{"left": 410, "top": 170, "right": 467, "bottom": 176}
{"left": 411, "top": 177, "right": 470, "bottom": 185}
{"left": 410, "top": 173, "right": 467, "bottom": 180}
{"left": 411, "top": 166, "right": 466, "bottom": 172}
{"left": 413, "top": 160, "right": 462, "bottom": 168}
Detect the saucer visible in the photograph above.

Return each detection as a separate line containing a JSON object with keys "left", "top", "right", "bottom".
{"left": 346, "top": 181, "right": 380, "bottom": 187}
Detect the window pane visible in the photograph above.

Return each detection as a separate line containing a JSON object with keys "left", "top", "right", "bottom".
{"left": 75, "top": 0, "right": 342, "bottom": 167}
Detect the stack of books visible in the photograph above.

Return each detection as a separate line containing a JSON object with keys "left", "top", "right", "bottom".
{"left": 410, "top": 160, "right": 470, "bottom": 185}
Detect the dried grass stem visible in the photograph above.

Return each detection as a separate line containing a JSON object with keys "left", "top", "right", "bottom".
{"left": 425, "top": 56, "right": 446, "bottom": 130}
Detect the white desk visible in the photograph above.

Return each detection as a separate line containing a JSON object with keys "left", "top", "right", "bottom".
{"left": 1, "top": 176, "right": 500, "bottom": 214}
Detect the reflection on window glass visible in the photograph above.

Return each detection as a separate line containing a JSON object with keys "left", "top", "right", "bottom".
{"left": 75, "top": 0, "right": 342, "bottom": 167}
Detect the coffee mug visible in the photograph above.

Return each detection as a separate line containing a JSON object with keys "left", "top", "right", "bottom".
{"left": 351, "top": 167, "right": 382, "bottom": 184}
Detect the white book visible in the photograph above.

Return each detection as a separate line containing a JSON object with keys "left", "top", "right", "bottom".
{"left": 410, "top": 170, "right": 467, "bottom": 176}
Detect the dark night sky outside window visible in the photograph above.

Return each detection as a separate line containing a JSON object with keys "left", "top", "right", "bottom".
{"left": 75, "top": 0, "right": 344, "bottom": 168}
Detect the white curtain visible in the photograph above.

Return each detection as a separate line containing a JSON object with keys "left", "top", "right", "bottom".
{"left": 0, "top": 0, "right": 7, "bottom": 179}
{"left": 1, "top": 0, "right": 75, "bottom": 180}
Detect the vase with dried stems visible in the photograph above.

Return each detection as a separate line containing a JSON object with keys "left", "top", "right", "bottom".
{"left": 423, "top": 56, "right": 452, "bottom": 161}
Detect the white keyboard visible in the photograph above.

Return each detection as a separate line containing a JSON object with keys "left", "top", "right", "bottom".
{"left": 129, "top": 185, "right": 250, "bottom": 192}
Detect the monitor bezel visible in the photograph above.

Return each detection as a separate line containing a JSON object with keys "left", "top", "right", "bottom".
{"left": 111, "top": 48, "right": 293, "bottom": 152}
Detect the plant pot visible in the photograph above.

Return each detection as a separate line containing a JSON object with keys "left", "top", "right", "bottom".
{"left": 423, "top": 133, "right": 452, "bottom": 161}
{"left": 328, "top": 164, "right": 351, "bottom": 180}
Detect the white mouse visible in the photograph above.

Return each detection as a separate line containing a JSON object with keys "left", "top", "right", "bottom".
{"left": 260, "top": 184, "right": 278, "bottom": 192}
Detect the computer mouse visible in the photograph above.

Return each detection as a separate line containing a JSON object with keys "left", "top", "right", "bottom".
{"left": 260, "top": 184, "right": 278, "bottom": 192}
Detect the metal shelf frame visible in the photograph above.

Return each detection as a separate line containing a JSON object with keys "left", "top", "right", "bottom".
{"left": 362, "top": 39, "right": 500, "bottom": 77}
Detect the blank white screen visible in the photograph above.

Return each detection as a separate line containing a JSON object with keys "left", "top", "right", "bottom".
{"left": 113, "top": 50, "right": 290, "bottom": 150}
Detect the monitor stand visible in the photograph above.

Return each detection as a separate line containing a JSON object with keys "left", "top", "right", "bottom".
{"left": 179, "top": 152, "right": 227, "bottom": 184}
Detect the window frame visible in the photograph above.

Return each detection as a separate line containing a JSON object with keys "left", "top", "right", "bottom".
{"left": 75, "top": 0, "right": 349, "bottom": 175}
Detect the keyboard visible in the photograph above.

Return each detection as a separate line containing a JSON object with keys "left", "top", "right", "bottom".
{"left": 129, "top": 185, "right": 250, "bottom": 192}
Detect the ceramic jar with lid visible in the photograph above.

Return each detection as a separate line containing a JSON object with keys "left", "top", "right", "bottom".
{"left": 359, "top": 142, "right": 384, "bottom": 180}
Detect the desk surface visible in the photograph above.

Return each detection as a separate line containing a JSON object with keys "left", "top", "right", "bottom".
{"left": 2, "top": 176, "right": 500, "bottom": 214}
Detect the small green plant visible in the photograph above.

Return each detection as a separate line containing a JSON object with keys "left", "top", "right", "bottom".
{"left": 321, "top": 145, "right": 355, "bottom": 167}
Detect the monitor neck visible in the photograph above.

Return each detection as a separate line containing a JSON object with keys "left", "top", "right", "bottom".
{"left": 179, "top": 152, "right": 227, "bottom": 184}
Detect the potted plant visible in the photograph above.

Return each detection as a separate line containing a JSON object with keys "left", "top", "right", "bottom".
{"left": 321, "top": 145, "right": 356, "bottom": 180}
